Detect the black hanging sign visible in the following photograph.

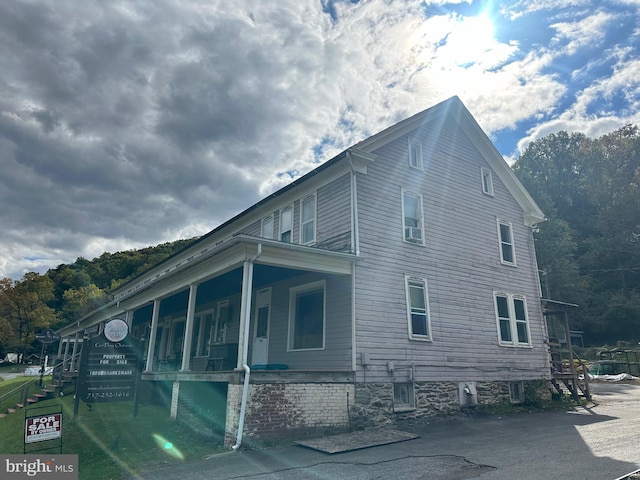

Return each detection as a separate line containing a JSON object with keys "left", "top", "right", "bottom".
{"left": 77, "top": 325, "right": 142, "bottom": 403}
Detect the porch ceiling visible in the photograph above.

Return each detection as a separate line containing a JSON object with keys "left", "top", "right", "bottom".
{"left": 61, "top": 236, "right": 357, "bottom": 335}
{"left": 152, "top": 264, "right": 309, "bottom": 317}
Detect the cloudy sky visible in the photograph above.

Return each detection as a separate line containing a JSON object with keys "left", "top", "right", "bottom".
{"left": 1, "top": 0, "right": 639, "bottom": 281}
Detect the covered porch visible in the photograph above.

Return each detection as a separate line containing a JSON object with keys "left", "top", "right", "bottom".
{"left": 125, "top": 238, "right": 357, "bottom": 379}
{"left": 55, "top": 236, "right": 358, "bottom": 445}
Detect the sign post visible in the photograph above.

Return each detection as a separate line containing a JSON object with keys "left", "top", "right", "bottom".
{"left": 35, "top": 329, "right": 60, "bottom": 388}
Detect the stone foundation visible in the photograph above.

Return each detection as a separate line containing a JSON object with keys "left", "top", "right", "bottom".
{"left": 224, "top": 379, "right": 551, "bottom": 445}
{"left": 351, "top": 379, "right": 550, "bottom": 426}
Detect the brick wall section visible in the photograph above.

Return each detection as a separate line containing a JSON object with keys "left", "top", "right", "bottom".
{"left": 225, "top": 383, "right": 355, "bottom": 445}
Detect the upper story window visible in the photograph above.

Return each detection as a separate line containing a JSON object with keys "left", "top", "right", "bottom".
{"left": 300, "top": 194, "right": 316, "bottom": 245}
{"left": 402, "top": 190, "right": 424, "bottom": 244}
{"left": 261, "top": 215, "right": 274, "bottom": 239}
{"left": 288, "top": 280, "right": 325, "bottom": 351}
{"left": 497, "top": 219, "right": 516, "bottom": 265}
{"left": 280, "top": 205, "right": 293, "bottom": 243}
{"left": 494, "top": 292, "right": 531, "bottom": 347}
{"left": 405, "top": 275, "right": 431, "bottom": 340}
{"left": 408, "top": 138, "right": 423, "bottom": 170}
{"left": 481, "top": 168, "right": 494, "bottom": 196}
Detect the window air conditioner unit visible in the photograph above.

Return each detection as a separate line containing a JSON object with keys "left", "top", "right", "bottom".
{"left": 405, "top": 227, "right": 422, "bottom": 242}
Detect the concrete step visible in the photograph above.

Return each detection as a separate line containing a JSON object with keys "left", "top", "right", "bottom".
{"left": 16, "top": 403, "right": 25, "bottom": 409}
{"left": 26, "top": 398, "right": 38, "bottom": 404}
{"left": 0, "top": 413, "right": 6, "bottom": 418}
{"left": 7, "top": 408, "right": 16, "bottom": 414}
{"left": 33, "top": 393, "right": 47, "bottom": 399}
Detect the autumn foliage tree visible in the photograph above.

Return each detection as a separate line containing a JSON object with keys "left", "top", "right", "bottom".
{"left": 0, "top": 238, "right": 193, "bottom": 358}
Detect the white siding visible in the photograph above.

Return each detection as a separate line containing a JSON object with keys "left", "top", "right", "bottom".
{"left": 252, "top": 272, "right": 353, "bottom": 370}
{"left": 354, "top": 115, "right": 547, "bottom": 382}
{"left": 316, "top": 174, "right": 352, "bottom": 251}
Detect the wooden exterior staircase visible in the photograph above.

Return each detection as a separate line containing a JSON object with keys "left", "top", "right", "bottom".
{"left": 0, "top": 382, "right": 56, "bottom": 418}
{"left": 0, "top": 359, "right": 77, "bottom": 419}
{"left": 543, "top": 299, "right": 591, "bottom": 401}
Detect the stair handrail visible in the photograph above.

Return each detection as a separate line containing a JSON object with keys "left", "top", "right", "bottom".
{"left": 573, "top": 351, "right": 592, "bottom": 401}
{"left": 0, "top": 355, "right": 69, "bottom": 405}
{"left": 0, "top": 376, "right": 38, "bottom": 405}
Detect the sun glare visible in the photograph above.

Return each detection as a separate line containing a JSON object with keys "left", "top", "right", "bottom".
{"left": 152, "top": 434, "right": 185, "bottom": 460}
{"left": 435, "top": 11, "right": 508, "bottom": 71}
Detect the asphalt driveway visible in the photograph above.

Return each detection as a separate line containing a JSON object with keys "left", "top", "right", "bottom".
{"left": 127, "top": 381, "right": 640, "bottom": 480}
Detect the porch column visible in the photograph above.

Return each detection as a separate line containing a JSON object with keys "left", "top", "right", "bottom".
{"left": 236, "top": 259, "right": 255, "bottom": 370}
{"left": 181, "top": 284, "right": 198, "bottom": 371}
{"left": 125, "top": 309, "right": 134, "bottom": 326}
{"left": 69, "top": 332, "right": 80, "bottom": 371}
{"left": 145, "top": 299, "right": 161, "bottom": 372}
{"left": 62, "top": 337, "right": 71, "bottom": 371}
{"left": 56, "top": 335, "right": 64, "bottom": 360}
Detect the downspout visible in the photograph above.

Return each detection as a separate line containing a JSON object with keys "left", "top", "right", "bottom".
{"left": 347, "top": 151, "right": 360, "bottom": 256}
{"left": 347, "top": 151, "right": 360, "bottom": 382}
{"left": 232, "top": 243, "right": 262, "bottom": 451}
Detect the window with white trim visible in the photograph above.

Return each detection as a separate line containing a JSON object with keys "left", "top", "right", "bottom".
{"left": 214, "top": 300, "right": 229, "bottom": 345}
{"left": 405, "top": 275, "right": 431, "bottom": 340}
{"left": 195, "top": 304, "right": 229, "bottom": 357}
{"left": 481, "top": 168, "right": 494, "bottom": 196}
{"left": 261, "top": 215, "right": 274, "bottom": 239}
{"left": 497, "top": 220, "right": 516, "bottom": 265}
{"left": 190, "top": 317, "right": 201, "bottom": 358}
{"left": 288, "top": 281, "right": 325, "bottom": 350}
{"left": 280, "top": 205, "right": 293, "bottom": 243}
{"left": 196, "top": 311, "right": 214, "bottom": 356}
{"left": 495, "top": 292, "right": 531, "bottom": 346}
{"left": 408, "top": 138, "right": 423, "bottom": 170}
{"left": 402, "top": 190, "right": 424, "bottom": 244}
{"left": 300, "top": 194, "right": 316, "bottom": 245}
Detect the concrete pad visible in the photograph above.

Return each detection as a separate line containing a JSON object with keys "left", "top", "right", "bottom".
{"left": 296, "top": 428, "right": 419, "bottom": 454}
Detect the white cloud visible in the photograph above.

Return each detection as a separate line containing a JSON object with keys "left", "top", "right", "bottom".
{"left": 501, "top": 0, "right": 592, "bottom": 20}
{"left": 0, "top": 0, "right": 639, "bottom": 279}
{"left": 550, "top": 11, "right": 614, "bottom": 56}
{"left": 516, "top": 44, "right": 640, "bottom": 152}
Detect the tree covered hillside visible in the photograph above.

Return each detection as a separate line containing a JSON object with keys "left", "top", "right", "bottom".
{"left": 0, "top": 238, "right": 195, "bottom": 359}
{"left": 513, "top": 125, "right": 640, "bottom": 344}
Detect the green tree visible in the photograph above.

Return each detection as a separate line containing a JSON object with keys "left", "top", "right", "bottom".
{"left": 60, "top": 284, "right": 109, "bottom": 324}
{"left": 0, "top": 273, "right": 57, "bottom": 359}
{"left": 514, "top": 125, "right": 640, "bottom": 344}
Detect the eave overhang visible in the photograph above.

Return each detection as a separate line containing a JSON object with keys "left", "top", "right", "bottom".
{"left": 57, "top": 235, "right": 358, "bottom": 337}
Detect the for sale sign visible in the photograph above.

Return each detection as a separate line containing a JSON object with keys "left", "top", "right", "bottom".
{"left": 25, "top": 413, "right": 62, "bottom": 444}
{"left": 77, "top": 331, "right": 142, "bottom": 403}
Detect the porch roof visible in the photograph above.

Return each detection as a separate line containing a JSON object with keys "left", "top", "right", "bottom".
{"left": 57, "top": 235, "right": 358, "bottom": 337}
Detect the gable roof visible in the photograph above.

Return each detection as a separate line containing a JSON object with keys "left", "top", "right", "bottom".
{"left": 353, "top": 96, "right": 545, "bottom": 227}
{"left": 112, "top": 96, "right": 544, "bottom": 297}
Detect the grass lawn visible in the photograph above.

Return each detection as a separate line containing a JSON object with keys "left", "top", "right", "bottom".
{"left": 0, "top": 374, "right": 226, "bottom": 480}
